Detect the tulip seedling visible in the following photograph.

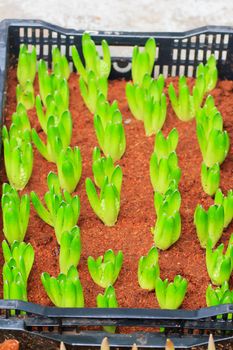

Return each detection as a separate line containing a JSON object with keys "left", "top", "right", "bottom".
{"left": 197, "top": 127, "right": 229, "bottom": 167}
{"left": 194, "top": 204, "right": 224, "bottom": 248}
{"left": 206, "top": 238, "right": 233, "bottom": 285}
{"left": 72, "top": 32, "right": 111, "bottom": 82}
{"left": 16, "top": 81, "right": 35, "bottom": 110}
{"left": 92, "top": 147, "right": 122, "bottom": 189}
{"left": 32, "top": 112, "right": 72, "bottom": 163}
{"left": 206, "top": 281, "right": 233, "bottom": 307}
{"left": 3, "top": 263, "right": 27, "bottom": 302}
{"left": 138, "top": 246, "right": 160, "bottom": 291}
{"left": 215, "top": 189, "right": 233, "bottom": 228}
{"left": 152, "top": 211, "right": 181, "bottom": 250}
{"left": 155, "top": 275, "right": 188, "bottom": 309}
{"left": 1, "top": 183, "right": 30, "bottom": 244}
{"left": 94, "top": 112, "right": 126, "bottom": 162}
{"left": 2, "top": 126, "right": 33, "bottom": 190}
{"left": 131, "top": 37, "right": 156, "bottom": 86}
{"left": 88, "top": 249, "right": 123, "bottom": 288}
{"left": 52, "top": 47, "right": 70, "bottom": 80}
{"left": 41, "top": 266, "right": 84, "bottom": 307}
{"left": 196, "top": 55, "right": 218, "bottom": 93}
{"left": 85, "top": 177, "right": 121, "bottom": 226}
{"left": 31, "top": 172, "right": 80, "bottom": 244}
{"left": 17, "top": 44, "right": 36, "bottom": 86}
{"left": 154, "top": 183, "right": 181, "bottom": 217}
{"left": 154, "top": 128, "right": 179, "bottom": 161}
{"left": 97, "top": 285, "right": 118, "bottom": 333}
{"left": 95, "top": 93, "right": 119, "bottom": 128}
{"left": 79, "top": 71, "right": 108, "bottom": 113}
{"left": 126, "top": 76, "right": 167, "bottom": 136}
{"left": 150, "top": 152, "right": 181, "bottom": 194}
{"left": 201, "top": 163, "right": 220, "bottom": 196}
{"left": 168, "top": 75, "right": 205, "bottom": 121}
{"left": 59, "top": 226, "right": 81, "bottom": 274}
{"left": 196, "top": 96, "right": 223, "bottom": 140}
{"left": 2, "top": 240, "right": 34, "bottom": 284}
{"left": 38, "top": 59, "right": 70, "bottom": 108}
{"left": 12, "top": 103, "right": 31, "bottom": 133}
{"left": 56, "top": 146, "right": 82, "bottom": 193}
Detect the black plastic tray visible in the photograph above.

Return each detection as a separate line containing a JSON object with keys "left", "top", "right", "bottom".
{"left": 0, "top": 19, "right": 233, "bottom": 349}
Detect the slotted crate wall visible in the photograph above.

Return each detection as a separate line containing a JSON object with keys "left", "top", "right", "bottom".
{"left": 5, "top": 20, "right": 233, "bottom": 80}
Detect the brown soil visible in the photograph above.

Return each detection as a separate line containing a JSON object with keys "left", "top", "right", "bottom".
{"left": 1, "top": 68, "right": 233, "bottom": 311}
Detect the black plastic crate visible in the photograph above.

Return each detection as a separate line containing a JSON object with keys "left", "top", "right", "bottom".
{"left": 0, "top": 19, "right": 233, "bottom": 350}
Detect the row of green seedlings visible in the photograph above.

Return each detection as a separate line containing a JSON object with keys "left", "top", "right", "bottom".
{"left": 127, "top": 38, "right": 233, "bottom": 309}
{"left": 1, "top": 36, "right": 127, "bottom": 324}
{"left": 194, "top": 94, "right": 233, "bottom": 309}
{"left": 126, "top": 37, "right": 218, "bottom": 135}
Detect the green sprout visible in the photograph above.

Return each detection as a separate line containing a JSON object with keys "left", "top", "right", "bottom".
{"left": 197, "top": 127, "right": 229, "bottom": 167}
{"left": 206, "top": 238, "right": 233, "bottom": 286}
{"left": 72, "top": 32, "right": 111, "bottom": 82}
{"left": 41, "top": 265, "right": 84, "bottom": 307}
{"left": 196, "top": 96, "right": 223, "bottom": 140}
{"left": 155, "top": 275, "right": 188, "bottom": 309}
{"left": 138, "top": 246, "right": 160, "bottom": 291}
{"left": 168, "top": 75, "right": 205, "bottom": 121}
{"left": 95, "top": 94, "right": 119, "bottom": 128}
{"left": 97, "top": 285, "right": 118, "bottom": 333}
{"left": 2, "top": 240, "right": 34, "bottom": 283}
{"left": 126, "top": 74, "right": 165, "bottom": 122}
{"left": 154, "top": 128, "right": 179, "bottom": 161}
{"left": 31, "top": 172, "right": 80, "bottom": 244}
{"left": 92, "top": 147, "right": 122, "bottom": 189}
{"left": 2, "top": 126, "right": 33, "bottom": 190}
{"left": 38, "top": 60, "right": 70, "bottom": 107}
{"left": 52, "top": 47, "right": 70, "bottom": 80}
{"left": 131, "top": 37, "right": 156, "bottom": 86}
{"left": 88, "top": 249, "right": 123, "bottom": 288}
{"left": 152, "top": 211, "right": 181, "bottom": 250}
{"left": 36, "top": 86, "right": 69, "bottom": 134}
{"left": 32, "top": 112, "right": 72, "bottom": 163}
{"left": 56, "top": 146, "right": 82, "bottom": 193}
{"left": 79, "top": 71, "right": 108, "bottom": 113}
{"left": 196, "top": 55, "right": 218, "bottom": 93}
{"left": 206, "top": 281, "right": 233, "bottom": 307}
{"left": 3, "top": 263, "right": 27, "bottom": 301}
{"left": 59, "top": 226, "right": 81, "bottom": 274}
{"left": 214, "top": 189, "right": 233, "bottom": 228}
{"left": 12, "top": 103, "right": 31, "bottom": 132}
{"left": 94, "top": 112, "right": 126, "bottom": 162}
{"left": 201, "top": 163, "right": 220, "bottom": 196}
{"left": 85, "top": 177, "right": 121, "bottom": 226}
{"left": 150, "top": 152, "right": 181, "bottom": 194}
{"left": 194, "top": 204, "right": 224, "bottom": 248}
{"left": 16, "top": 81, "right": 35, "bottom": 110}
{"left": 142, "top": 74, "right": 165, "bottom": 100}
{"left": 154, "top": 184, "right": 181, "bottom": 217}
{"left": 1, "top": 183, "right": 30, "bottom": 244}
{"left": 17, "top": 44, "right": 36, "bottom": 86}
{"left": 143, "top": 93, "right": 167, "bottom": 137}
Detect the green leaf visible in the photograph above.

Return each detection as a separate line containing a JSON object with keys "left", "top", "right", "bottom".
{"left": 88, "top": 250, "right": 123, "bottom": 288}
{"left": 59, "top": 226, "right": 81, "bottom": 273}
{"left": 138, "top": 246, "right": 160, "bottom": 290}
{"left": 155, "top": 275, "right": 187, "bottom": 309}
{"left": 2, "top": 184, "right": 30, "bottom": 243}
{"left": 201, "top": 163, "right": 220, "bottom": 196}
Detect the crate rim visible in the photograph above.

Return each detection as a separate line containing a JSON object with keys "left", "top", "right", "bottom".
{"left": 1, "top": 18, "right": 233, "bottom": 39}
